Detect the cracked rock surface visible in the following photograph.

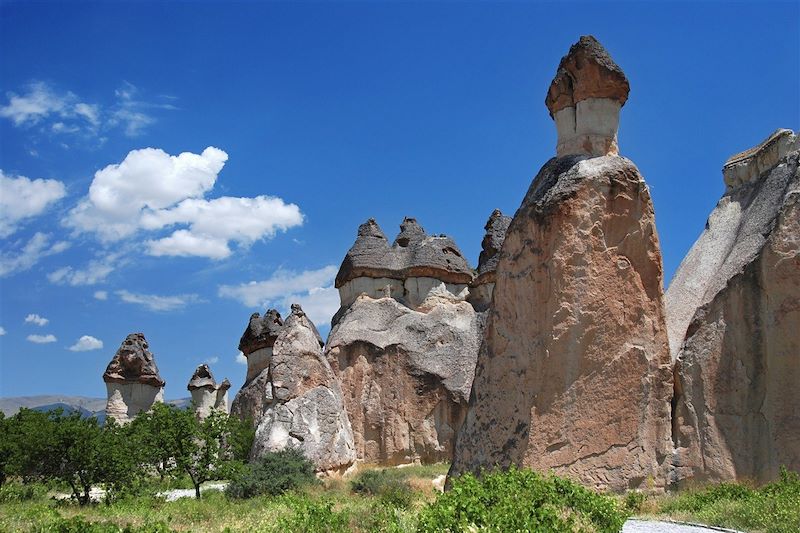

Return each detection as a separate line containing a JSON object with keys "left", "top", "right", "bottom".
{"left": 243, "top": 305, "right": 356, "bottom": 472}
{"left": 326, "top": 292, "right": 481, "bottom": 465}
{"left": 450, "top": 155, "right": 673, "bottom": 492}
{"left": 669, "top": 135, "right": 800, "bottom": 484}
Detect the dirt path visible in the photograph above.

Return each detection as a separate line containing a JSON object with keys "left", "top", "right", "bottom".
{"left": 623, "top": 519, "right": 744, "bottom": 533}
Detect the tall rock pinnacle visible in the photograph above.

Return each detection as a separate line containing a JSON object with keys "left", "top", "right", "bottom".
{"left": 450, "top": 36, "right": 672, "bottom": 492}
{"left": 545, "top": 35, "right": 630, "bottom": 157}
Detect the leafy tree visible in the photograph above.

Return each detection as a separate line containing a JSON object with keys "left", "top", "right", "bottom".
{"left": 135, "top": 403, "right": 252, "bottom": 499}
{"left": 0, "top": 412, "right": 10, "bottom": 485}
{"left": 7, "top": 408, "right": 103, "bottom": 504}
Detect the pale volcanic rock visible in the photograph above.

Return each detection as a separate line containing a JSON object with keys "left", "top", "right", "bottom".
{"left": 326, "top": 293, "right": 481, "bottom": 465}
{"left": 248, "top": 304, "right": 356, "bottom": 473}
{"left": 545, "top": 35, "right": 630, "bottom": 158}
{"left": 230, "top": 309, "right": 283, "bottom": 426}
{"left": 669, "top": 131, "right": 800, "bottom": 484}
{"left": 187, "top": 364, "right": 231, "bottom": 420}
{"left": 469, "top": 209, "right": 512, "bottom": 311}
{"left": 450, "top": 37, "right": 672, "bottom": 492}
{"left": 103, "top": 333, "right": 165, "bottom": 424}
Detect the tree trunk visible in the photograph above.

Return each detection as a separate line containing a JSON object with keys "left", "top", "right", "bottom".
{"left": 194, "top": 482, "right": 201, "bottom": 499}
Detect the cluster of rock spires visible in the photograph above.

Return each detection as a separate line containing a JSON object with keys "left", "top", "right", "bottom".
{"left": 100, "top": 35, "right": 798, "bottom": 491}
{"left": 103, "top": 334, "right": 231, "bottom": 423}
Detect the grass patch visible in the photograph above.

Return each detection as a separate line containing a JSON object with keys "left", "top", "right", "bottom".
{"left": 651, "top": 467, "right": 800, "bottom": 533}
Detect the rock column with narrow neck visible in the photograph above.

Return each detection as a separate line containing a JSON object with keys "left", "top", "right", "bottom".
{"left": 450, "top": 35, "right": 673, "bottom": 492}
{"left": 187, "top": 364, "right": 231, "bottom": 420}
{"left": 102, "top": 333, "right": 165, "bottom": 424}
{"left": 546, "top": 35, "right": 630, "bottom": 157}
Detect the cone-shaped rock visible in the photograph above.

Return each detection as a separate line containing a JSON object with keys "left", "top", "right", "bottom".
{"left": 247, "top": 304, "right": 356, "bottom": 473}
{"left": 187, "top": 364, "right": 231, "bottom": 420}
{"left": 668, "top": 129, "right": 800, "bottom": 484}
{"left": 450, "top": 36, "right": 673, "bottom": 492}
{"left": 469, "top": 209, "right": 512, "bottom": 311}
{"left": 103, "top": 333, "right": 165, "bottom": 424}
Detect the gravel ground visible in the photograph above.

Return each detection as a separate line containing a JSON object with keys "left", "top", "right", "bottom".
{"left": 623, "top": 519, "right": 744, "bottom": 533}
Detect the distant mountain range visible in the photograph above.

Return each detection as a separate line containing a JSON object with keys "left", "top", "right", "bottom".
{"left": 0, "top": 395, "right": 192, "bottom": 424}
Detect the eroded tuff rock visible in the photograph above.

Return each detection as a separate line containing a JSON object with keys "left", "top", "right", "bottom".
{"left": 450, "top": 37, "right": 673, "bottom": 492}
{"left": 469, "top": 209, "right": 512, "bottom": 311}
{"left": 326, "top": 217, "right": 486, "bottom": 465}
{"left": 187, "top": 364, "right": 230, "bottom": 420}
{"left": 103, "top": 333, "right": 165, "bottom": 424}
{"left": 668, "top": 130, "right": 800, "bottom": 484}
{"left": 231, "top": 309, "right": 284, "bottom": 427}
{"left": 334, "top": 218, "right": 473, "bottom": 313}
{"left": 546, "top": 35, "right": 630, "bottom": 158}
{"left": 241, "top": 304, "right": 355, "bottom": 473}
{"left": 326, "top": 292, "right": 481, "bottom": 465}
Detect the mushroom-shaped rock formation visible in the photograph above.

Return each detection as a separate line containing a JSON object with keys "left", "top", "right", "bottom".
{"left": 249, "top": 304, "right": 356, "bottom": 473}
{"left": 450, "top": 36, "right": 673, "bottom": 492}
{"left": 545, "top": 35, "right": 630, "bottom": 157}
{"left": 334, "top": 217, "right": 473, "bottom": 315}
{"left": 468, "top": 209, "right": 512, "bottom": 311}
{"left": 667, "top": 130, "right": 800, "bottom": 484}
{"left": 326, "top": 218, "right": 483, "bottom": 466}
{"left": 187, "top": 364, "right": 231, "bottom": 420}
{"left": 230, "top": 309, "right": 284, "bottom": 426}
{"left": 103, "top": 333, "right": 165, "bottom": 424}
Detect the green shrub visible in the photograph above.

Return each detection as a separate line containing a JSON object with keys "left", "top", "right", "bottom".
{"left": 274, "top": 494, "right": 350, "bottom": 533}
{"left": 623, "top": 490, "right": 646, "bottom": 513}
{"left": 28, "top": 515, "right": 174, "bottom": 533}
{"left": 0, "top": 481, "right": 49, "bottom": 503}
{"left": 351, "top": 469, "right": 415, "bottom": 509}
{"left": 658, "top": 467, "right": 800, "bottom": 533}
{"left": 417, "top": 466, "right": 628, "bottom": 533}
{"left": 225, "top": 447, "right": 318, "bottom": 499}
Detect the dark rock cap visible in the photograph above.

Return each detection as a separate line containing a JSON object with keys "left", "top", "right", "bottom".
{"left": 335, "top": 217, "right": 474, "bottom": 287}
{"left": 103, "top": 333, "right": 165, "bottom": 387}
{"left": 188, "top": 363, "right": 219, "bottom": 391}
{"left": 475, "top": 209, "right": 512, "bottom": 284}
{"left": 545, "top": 35, "right": 630, "bottom": 117}
{"left": 238, "top": 309, "right": 283, "bottom": 355}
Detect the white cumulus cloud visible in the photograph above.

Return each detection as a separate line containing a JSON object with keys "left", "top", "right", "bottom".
{"left": 116, "top": 289, "right": 202, "bottom": 312}
{"left": 27, "top": 333, "right": 57, "bottom": 344}
{"left": 0, "top": 233, "right": 70, "bottom": 277}
{"left": 0, "top": 327, "right": 6, "bottom": 336}
{"left": 204, "top": 356, "right": 219, "bottom": 365}
{"left": 218, "top": 265, "right": 339, "bottom": 327}
{"left": 143, "top": 196, "right": 303, "bottom": 259}
{"left": 24, "top": 314, "right": 49, "bottom": 326}
{"left": 62, "top": 146, "right": 303, "bottom": 259}
{"left": 235, "top": 351, "right": 247, "bottom": 365}
{"left": 64, "top": 146, "right": 227, "bottom": 241}
{"left": 68, "top": 335, "right": 103, "bottom": 351}
{"left": 93, "top": 290, "right": 108, "bottom": 300}
{"left": 0, "top": 170, "right": 67, "bottom": 238}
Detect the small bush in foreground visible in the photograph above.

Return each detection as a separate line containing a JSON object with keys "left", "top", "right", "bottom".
{"left": 225, "top": 447, "right": 318, "bottom": 499}
{"left": 351, "top": 469, "right": 415, "bottom": 508}
{"left": 274, "top": 494, "right": 350, "bottom": 533}
{"left": 417, "top": 466, "right": 627, "bottom": 533}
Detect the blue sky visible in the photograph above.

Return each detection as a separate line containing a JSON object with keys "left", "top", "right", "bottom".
{"left": 1, "top": 1, "right": 798, "bottom": 400}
